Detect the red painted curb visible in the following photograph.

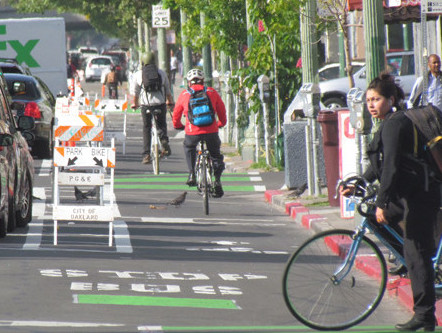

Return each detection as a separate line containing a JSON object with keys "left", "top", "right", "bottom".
{"left": 285, "top": 202, "right": 303, "bottom": 214}
{"left": 301, "top": 214, "right": 326, "bottom": 229}
{"left": 264, "top": 190, "right": 283, "bottom": 203}
{"left": 290, "top": 206, "right": 309, "bottom": 219}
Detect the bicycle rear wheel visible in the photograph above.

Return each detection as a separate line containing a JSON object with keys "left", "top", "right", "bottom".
{"left": 151, "top": 133, "right": 160, "bottom": 175}
{"left": 282, "top": 229, "right": 387, "bottom": 331}
{"left": 201, "top": 158, "right": 209, "bottom": 215}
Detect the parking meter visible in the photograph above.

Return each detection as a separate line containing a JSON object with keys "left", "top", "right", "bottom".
{"left": 257, "top": 74, "right": 270, "bottom": 103}
{"left": 300, "top": 83, "right": 321, "bottom": 118}
{"left": 212, "top": 70, "right": 221, "bottom": 92}
{"left": 353, "top": 90, "right": 372, "bottom": 134}
{"left": 347, "top": 87, "right": 362, "bottom": 129}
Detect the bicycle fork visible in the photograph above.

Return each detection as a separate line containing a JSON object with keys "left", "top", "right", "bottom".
{"left": 331, "top": 228, "right": 366, "bottom": 285}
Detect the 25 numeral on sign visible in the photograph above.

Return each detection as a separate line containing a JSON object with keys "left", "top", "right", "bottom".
{"left": 153, "top": 17, "right": 169, "bottom": 28}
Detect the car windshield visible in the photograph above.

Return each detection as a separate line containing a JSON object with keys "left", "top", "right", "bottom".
{"left": 6, "top": 79, "right": 40, "bottom": 100}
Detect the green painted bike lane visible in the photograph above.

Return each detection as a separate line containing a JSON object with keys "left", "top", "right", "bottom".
{"left": 114, "top": 173, "right": 266, "bottom": 192}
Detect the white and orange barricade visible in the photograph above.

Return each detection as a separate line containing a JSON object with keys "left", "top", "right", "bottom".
{"left": 95, "top": 96, "right": 128, "bottom": 154}
{"left": 52, "top": 99, "right": 115, "bottom": 247}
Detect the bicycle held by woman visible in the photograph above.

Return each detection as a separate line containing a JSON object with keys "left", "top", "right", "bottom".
{"left": 282, "top": 175, "right": 442, "bottom": 331}
{"left": 195, "top": 140, "right": 215, "bottom": 215}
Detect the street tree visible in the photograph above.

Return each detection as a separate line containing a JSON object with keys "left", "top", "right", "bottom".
{"left": 11, "top": 0, "right": 154, "bottom": 41}
{"left": 316, "top": 0, "right": 356, "bottom": 88}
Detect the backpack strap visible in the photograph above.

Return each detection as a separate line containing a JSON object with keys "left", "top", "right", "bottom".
{"left": 413, "top": 125, "right": 418, "bottom": 158}
{"left": 412, "top": 123, "right": 430, "bottom": 191}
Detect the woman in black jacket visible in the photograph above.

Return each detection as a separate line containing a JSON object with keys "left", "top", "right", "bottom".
{"left": 364, "top": 73, "right": 440, "bottom": 331}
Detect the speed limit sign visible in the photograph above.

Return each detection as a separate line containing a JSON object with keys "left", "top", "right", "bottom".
{"left": 152, "top": 5, "right": 171, "bottom": 28}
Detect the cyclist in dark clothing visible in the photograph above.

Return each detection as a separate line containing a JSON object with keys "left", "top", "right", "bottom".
{"left": 363, "top": 73, "right": 439, "bottom": 331}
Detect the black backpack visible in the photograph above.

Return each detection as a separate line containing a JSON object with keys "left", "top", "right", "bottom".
{"left": 187, "top": 87, "right": 215, "bottom": 127}
{"left": 404, "top": 105, "right": 442, "bottom": 181}
{"left": 142, "top": 64, "right": 162, "bottom": 92}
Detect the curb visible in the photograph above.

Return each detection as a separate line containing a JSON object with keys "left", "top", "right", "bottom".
{"left": 264, "top": 189, "right": 442, "bottom": 325}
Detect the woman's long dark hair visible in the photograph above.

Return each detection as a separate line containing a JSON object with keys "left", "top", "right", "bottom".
{"left": 367, "top": 72, "right": 405, "bottom": 109}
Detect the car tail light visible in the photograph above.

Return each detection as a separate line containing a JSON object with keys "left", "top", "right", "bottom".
{"left": 24, "top": 102, "right": 41, "bottom": 119}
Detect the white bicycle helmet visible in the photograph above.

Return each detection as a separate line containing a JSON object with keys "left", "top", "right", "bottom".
{"left": 186, "top": 68, "right": 204, "bottom": 83}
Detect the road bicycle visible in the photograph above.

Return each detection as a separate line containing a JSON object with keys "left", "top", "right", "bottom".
{"left": 282, "top": 175, "right": 442, "bottom": 331}
{"left": 195, "top": 140, "right": 215, "bottom": 215}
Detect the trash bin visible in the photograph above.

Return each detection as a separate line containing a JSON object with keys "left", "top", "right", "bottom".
{"left": 317, "top": 110, "right": 340, "bottom": 207}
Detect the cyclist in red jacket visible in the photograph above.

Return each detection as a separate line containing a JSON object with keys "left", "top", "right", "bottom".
{"left": 173, "top": 68, "right": 227, "bottom": 198}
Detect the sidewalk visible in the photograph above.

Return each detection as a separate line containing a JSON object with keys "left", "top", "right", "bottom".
{"left": 264, "top": 183, "right": 442, "bottom": 325}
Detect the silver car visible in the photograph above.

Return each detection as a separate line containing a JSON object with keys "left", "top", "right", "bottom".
{"left": 319, "top": 51, "right": 415, "bottom": 109}
{"left": 84, "top": 55, "right": 114, "bottom": 82}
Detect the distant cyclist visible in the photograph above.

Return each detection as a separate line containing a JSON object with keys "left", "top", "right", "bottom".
{"left": 131, "top": 52, "right": 174, "bottom": 164}
{"left": 172, "top": 68, "right": 227, "bottom": 198}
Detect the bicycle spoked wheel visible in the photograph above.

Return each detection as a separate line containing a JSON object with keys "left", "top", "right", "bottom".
{"left": 201, "top": 158, "right": 209, "bottom": 215}
{"left": 151, "top": 143, "right": 160, "bottom": 175}
{"left": 282, "top": 229, "right": 387, "bottom": 331}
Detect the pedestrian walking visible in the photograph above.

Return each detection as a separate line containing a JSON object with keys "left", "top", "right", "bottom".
{"left": 170, "top": 49, "right": 178, "bottom": 85}
{"left": 408, "top": 54, "right": 442, "bottom": 110}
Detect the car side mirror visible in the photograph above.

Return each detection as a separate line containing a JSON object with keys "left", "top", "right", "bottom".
{"left": 0, "top": 133, "right": 13, "bottom": 146}
{"left": 17, "top": 115, "right": 35, "bottom": 131}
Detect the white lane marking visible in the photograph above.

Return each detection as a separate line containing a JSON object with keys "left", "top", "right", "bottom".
{"left": 142, "top": 217, "right": 273, "bottom": 223}
{"left": 142, "top": 217, "right": 194, "bottom": 223}
{"left": 247, "top": 171, "right": 260, "bottom": 175}
{"left": 36, "top": 159, "right": 52, "bottom": 176}
{"left": 23, "top": 219, "right": 43, "bottom": 250}
{"left": 0, "top": 320, "right": 124, "bottom": 328}
{"left": 138, "top": 326, "right": 163, "bottom": 332}
{"left": 254, "top": 185, "right": 266, "bottom": 191}
{"left": 114, "top": 220, "right": 133, "bottom": 253}
{"left": 33, "top": 187, "right": 46, "bottom": 200}
{"left": 249, "top": 176, "right": 262, "bottom": 182}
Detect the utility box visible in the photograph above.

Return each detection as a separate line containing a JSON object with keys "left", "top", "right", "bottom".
{"left": 283, "top": 121, "right": 326, "bottom": 189}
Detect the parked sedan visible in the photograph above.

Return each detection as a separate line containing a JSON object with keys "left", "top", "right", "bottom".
{"left": 319, "top": 51, "right": 415, "bottom": 109}
{"left": 0, "top": 78, "right": 35, "bottom": 237}
{"left": 85, "top": 55, "right": 114, "bottom": 82}
{"left": 3, "top": 73, "right": 55, "bottom": 158}
{"left": 318, "top": 61, "right": 364, "bottom": 81}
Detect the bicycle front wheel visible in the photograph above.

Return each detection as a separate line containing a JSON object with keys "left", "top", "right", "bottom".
{"left": 201, "top": 158, "right": 209, "bottom": 215}
{"left": 283, "top": 229, "right": 387, "bottom": 331}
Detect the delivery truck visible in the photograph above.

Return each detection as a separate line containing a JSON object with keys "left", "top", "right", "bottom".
{"left": 0, "top": 17, "right": 67, "bottom": 97}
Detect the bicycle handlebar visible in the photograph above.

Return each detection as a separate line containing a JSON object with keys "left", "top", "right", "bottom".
{"left": 335, "top": 175, "right": 378, "bottom": 217}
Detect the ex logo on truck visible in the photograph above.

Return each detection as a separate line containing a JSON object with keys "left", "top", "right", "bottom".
{"left": 0, "top": 25, "right": 39, "bottom": 67}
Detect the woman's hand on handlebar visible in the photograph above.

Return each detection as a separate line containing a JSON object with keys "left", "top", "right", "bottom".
{"left": 339, "top": 185, "right": 355, "bottom": 197}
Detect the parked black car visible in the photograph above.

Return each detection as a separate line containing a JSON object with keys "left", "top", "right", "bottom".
{"left": 0, "top": 77, "right": 35, "bottom": 237}
{"left": 3, "top": 73, "right": 55, "bottom": 158}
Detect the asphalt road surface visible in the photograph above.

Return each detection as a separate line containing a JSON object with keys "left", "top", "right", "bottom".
{"left": 0, "top": 81, "right": 413, "bottom": 333}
